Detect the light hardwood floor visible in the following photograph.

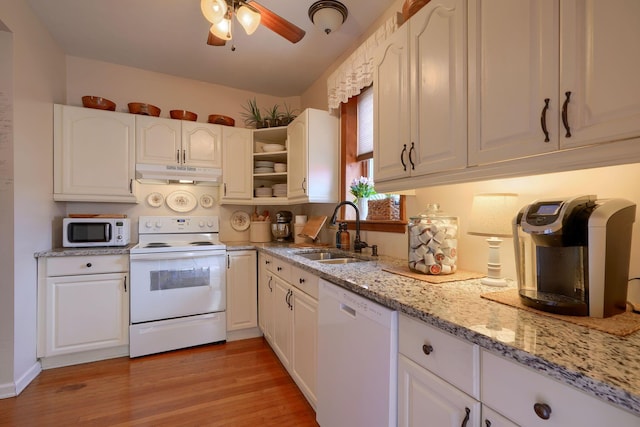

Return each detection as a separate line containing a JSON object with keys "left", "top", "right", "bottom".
{"left": 0, "top": 338, "right": 319, "bottom": 426}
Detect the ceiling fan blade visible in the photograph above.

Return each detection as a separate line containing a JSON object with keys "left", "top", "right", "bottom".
{"left": 249, "top": 1, "right": 306, "bottom": 44}
{"left": 207, "top": 31, "right": 227, "bottom": 46}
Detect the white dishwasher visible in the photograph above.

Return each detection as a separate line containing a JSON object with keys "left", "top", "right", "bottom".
{"left": 317, "top": 279, "right": 398, "bottom": 427}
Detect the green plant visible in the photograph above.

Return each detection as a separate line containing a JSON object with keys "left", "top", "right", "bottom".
{"left": 263, "top": 104, "right": 280, "bottom": 125}
{"left": 240, "top": 98, "right": 262, "bottom": 128}
{"left": 349, "top": 176, "right": 376, "bottom": 201}
{"left": 280, "top": 102, "right": 299, "bottom": 125}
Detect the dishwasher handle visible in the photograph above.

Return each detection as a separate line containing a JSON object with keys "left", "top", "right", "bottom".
{"left": 340, "top": 303, "right": 357, "bottom": 318}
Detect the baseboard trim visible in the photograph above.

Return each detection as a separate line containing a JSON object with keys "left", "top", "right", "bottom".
{"left": 226, "top": 327, "right": 263, "bottom": 342}
{"left": 15, "top": 361, "right": 41, "bottom": 395}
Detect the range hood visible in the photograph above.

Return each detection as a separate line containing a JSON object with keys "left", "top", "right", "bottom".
{"left": 135, "top": 163, "right": 222, "bottom": 186}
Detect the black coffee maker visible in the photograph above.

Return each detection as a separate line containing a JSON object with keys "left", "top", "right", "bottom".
{"left": 514, "top": 195, "right": 636, "bottom": 318}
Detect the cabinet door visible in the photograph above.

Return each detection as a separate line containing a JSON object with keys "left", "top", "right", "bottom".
{"left": 287, "top": 112, "right": 308, "bottom": 200}
{"left": 258, "top": 255, "right": 274, "bottom": 341}
{"left": 560, "top": 0, "right": 640, "bottom": 149}
{"left": 221, "top": 127, "right": 253, "bottom": 200}
{"left": 44, "top": 273, "right": 129, "bottom": 357}
{"left": 181, "top": 121, "right": 223, "bottom": 168}
{"left": 135, "top": 115, "right": 181, "bottom": 165}
{"left": 410, "top": 0, "right": 467, "bottom": 176}
{"left": 482, "top": 406, "right": 519, "bottom": 427}
{"left": 226, "top": 251, "right": 257, "bottom": 331}
{"left": 398, "top": 354, "right": 481, "bottom": 427}
{"left": 291, "top": 288, "right": 318, "bottom": 407}
{"left": 54, "top": 105, "right": 136, "bottom": 202}
{"left": 468, "top": 0, "right": 559, "bottom": 165}
{"left": 271, "top": 277, "right": 292, "bottom": 368}
{"left": 373, "top": 23, "right": 411, "bottom": 182}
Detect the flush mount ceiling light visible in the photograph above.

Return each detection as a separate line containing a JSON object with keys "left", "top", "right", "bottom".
{"left": 308, "top": 0, "right": 349, "bottom": 35}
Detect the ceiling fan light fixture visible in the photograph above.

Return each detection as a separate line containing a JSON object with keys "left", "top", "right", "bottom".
{"left": 201, "top": 0, "right": 228, "bottom": 24}
{"left": 308, "top": 0, "right": 348, "bottom": 35}
{"left": 236, "top": 4, "right": 261, "bottom": 35}
{"left": 210, "top": 19, "right": 232, "bottom": 41}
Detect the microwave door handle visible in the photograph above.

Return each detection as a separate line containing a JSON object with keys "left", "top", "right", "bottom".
{"left": 105, "top": 223, "right": 112, "bottom": 242}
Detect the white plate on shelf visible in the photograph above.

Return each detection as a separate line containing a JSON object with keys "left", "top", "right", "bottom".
{"left": 230, "top": 211, "right": 251, "bottom": 231}
{"left": 262, "top": 143, "right": 285, "bottom": 152}
{"left": 255, "top": 160, "right": 275, "bottom": 167}
{"left": 254, "top": 167, "right": 275, "bottom": 174}
{"left": 166, "top": 190, "right": 197, "bottom": 212}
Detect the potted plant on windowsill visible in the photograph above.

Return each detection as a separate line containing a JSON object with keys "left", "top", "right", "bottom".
{"left": 350, "top": 176, "right": 376, "bottom": 220}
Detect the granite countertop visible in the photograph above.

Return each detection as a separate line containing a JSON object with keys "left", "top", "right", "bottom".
{"left": 259, "top": 245, "right": 640, "bottom": 417}
{"left": 34, "top": 244, "right": 136, "bottom": 258}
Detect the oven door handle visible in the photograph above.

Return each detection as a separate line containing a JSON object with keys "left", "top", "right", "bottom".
{"left": 130, "top": 251, "right": 225, "bottom": 261}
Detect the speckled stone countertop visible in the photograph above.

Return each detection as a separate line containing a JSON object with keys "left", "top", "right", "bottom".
{"left": 34, "top": 244, "right": 136, "bottom": 258}
{"left": 258, "top": 245, "right": 640, "bottom": 417}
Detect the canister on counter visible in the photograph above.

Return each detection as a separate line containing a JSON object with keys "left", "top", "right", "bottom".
{"left": 408, "top": 204, "right": 458, "bottom": 275}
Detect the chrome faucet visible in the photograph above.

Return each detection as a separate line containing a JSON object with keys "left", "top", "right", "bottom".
{"left": 330, "top": 201, "right": 368, "bottom": 253}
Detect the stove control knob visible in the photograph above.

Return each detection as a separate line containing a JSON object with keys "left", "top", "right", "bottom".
{"left": 155, "top": 222, "right": 162, "bottom": 229}
{"left": 207, "top": 220, "right": 214, "bottom": 228}
{"left": 199, "top": 220, "right": 205, "bottom": 228}
{"left": 145, "top": 221, "right": 153, "bottom": 229}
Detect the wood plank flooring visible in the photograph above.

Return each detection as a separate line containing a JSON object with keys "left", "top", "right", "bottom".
{"left": 0, "top": 338, "right": 319, "bottom": 426}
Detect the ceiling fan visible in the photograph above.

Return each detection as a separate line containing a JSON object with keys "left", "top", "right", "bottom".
{"left": 201, "top": 0, "right": 306, "bottom": 47}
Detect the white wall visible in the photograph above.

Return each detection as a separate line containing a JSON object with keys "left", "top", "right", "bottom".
{"left": 0, "top": 0, "right": 66, "bottom": 397}
{"left": 66, "top": 56, "right": 301, "bottom": 130}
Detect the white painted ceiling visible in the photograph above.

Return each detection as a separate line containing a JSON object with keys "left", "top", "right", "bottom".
{"left": 26, "top": 0, "right": 395, "bottom": 97}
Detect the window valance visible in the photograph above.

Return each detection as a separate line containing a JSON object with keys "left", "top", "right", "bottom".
{"left": 327, "top": 15, "right": 398, "bottom": 110}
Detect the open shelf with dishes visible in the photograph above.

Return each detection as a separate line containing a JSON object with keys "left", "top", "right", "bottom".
{"left": 253, "top": 127, "right": 288, "bottom": 203}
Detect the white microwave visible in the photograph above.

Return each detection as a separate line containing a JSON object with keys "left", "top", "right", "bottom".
{"left": 63, "top": 218, "right": 131, "bottom": 248}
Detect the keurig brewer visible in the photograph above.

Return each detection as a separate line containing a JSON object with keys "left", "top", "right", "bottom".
{"left": 514, "top": 195, "right": 636, "bottom": 318}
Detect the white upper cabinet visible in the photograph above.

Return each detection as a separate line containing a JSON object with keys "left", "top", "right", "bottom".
{"left": 54, "top": 104, "right": 137, "bottom": 203}
{"left": 136, "top": 116, "right": 222, "bottom": 168}
{"left": 469, "top": 0, "right": 640, "bottom": 165}
{"left": 221, "top": 126, "right": 253, "bottom": 201}
{"left": 374, "top": 0, "right": 467, "bottom": 184}
{"left": 287, "top": 108, "right": 339, "bottom": 203}
{"left": 468, "top": 0, "right": 559, "bottom": 165}
{"left": 560, "top": 0, "right": 640, "bottom": 149}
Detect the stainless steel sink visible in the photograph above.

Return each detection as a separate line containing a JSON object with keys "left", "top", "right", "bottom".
{"left": 316, "top": 258, "right": 364, "bottom": 264}
{"left": 296, "top": 251, "right": 365, "bottom": 264}
{"left": 297, "top": 251, "right": 353, "bottom": 261}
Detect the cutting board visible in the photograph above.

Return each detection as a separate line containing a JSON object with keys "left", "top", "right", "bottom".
{"left": 299, "top": 216, "right": 327, "bottom": 241}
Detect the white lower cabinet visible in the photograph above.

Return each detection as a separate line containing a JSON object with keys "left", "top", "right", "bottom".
{"left": 481, "top": 350, "right": 639, "bottom": 426}
{"left": 258, "top": 255, "right": 318, "bottom": 409}
{"left": 399, "top": 354, "right": 481, "bottom": 427}
{"left": 398, "top": 314, "right": 481, "bottom": 426}
{"left": 37, "top": 255, "right": 129, "bottom": 368}
{"left": 481, "top": 406, "right": 518, "bottom": 427}
{"left": 225, "top": 250, "right": 258, "bottom": 339}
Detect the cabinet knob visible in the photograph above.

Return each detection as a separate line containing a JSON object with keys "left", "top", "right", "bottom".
{"left": 86, "top": 263, "right": 92, "bottom": 268}
{"left": 299, "top": 278, "right": 305, "bottom": 284}
{"left": 533, "top": 403, "right": 552, "bottom": 420}
{"left": 422, "top": 344, "right": 433, "bottom": 355}
{"left": 277, "top": 266, "right": 282, "bottom": 271}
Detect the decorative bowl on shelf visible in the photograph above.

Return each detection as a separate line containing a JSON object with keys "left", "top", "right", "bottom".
{"left": 170, "top": 110, "right": 198, "bottom": 121}
{"left": 262, "top": 143, "right": 285, "bottom": 152}
{"left": 128, "top": 102, "right": 161, "bottom": 116}
{"left": 274, "top": 163, "right": 287, "bottom": 173}
{"left": 82, "top": 96, "right": 116, "bottom": 111}
{"left": 208, "top": 114, "right": 235, "bottom": 126}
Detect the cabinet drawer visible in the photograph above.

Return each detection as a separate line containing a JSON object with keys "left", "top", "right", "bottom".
{"left": 481, "top": 350, "right": 640, "bottom": 426}
{"left": 45, "top": 255, "right": 128, "bottom": 276}
{"left": 267, "top": 257, "right": 291, "bottom": 283}
{"left": 290, "top": 265, "right": 318, "bottom": 299}
{"left": 399, "top": 314, "right": 479, "bottom": 399}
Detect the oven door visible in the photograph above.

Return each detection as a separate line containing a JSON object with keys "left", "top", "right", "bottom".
{"left": 130, "top": 250, "right": 226, "bottom": 324}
